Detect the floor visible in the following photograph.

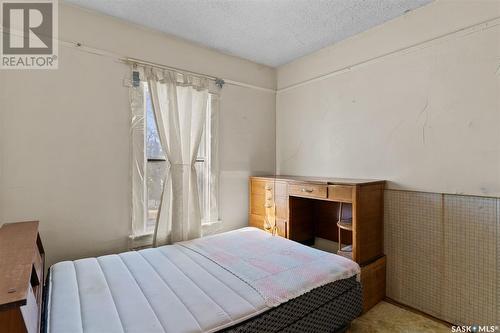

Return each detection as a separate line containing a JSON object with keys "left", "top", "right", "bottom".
{"left": 351, "top": 301, "right": 450, "bottom": 333}
{"left": 313, "top": 240, "right": 450, "bottom": 332}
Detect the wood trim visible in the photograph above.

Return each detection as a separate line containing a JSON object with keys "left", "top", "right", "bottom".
{"left": 384, "top": 298, "right": 454, "bottom": 328}
{"left": 352, "top": 187, "right": 358, "bottom": 263}
{"left": 354, "top": 183, "right": 384, "bottom": 265}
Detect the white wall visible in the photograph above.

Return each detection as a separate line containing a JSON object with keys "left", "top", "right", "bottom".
{"left": 218, "top": 84, "right": 276, "bottom": 233}
{"left": 276, "top": 0, "right": 500, "bottom": 197}
{"left": 0, "top": 3, "right": 276, "bottom": 266}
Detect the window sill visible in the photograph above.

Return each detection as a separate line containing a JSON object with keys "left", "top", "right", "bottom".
{"left": 129, "top": 220, "right": 223, "bottom": 249}
{"left": 202, "top": 219, "right": 223, "bottom": 236}
{"left": 128, "top": 232, "right": 154, "bottom": 250}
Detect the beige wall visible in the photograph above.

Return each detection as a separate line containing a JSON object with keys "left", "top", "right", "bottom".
{"left": 0, "top": 3, "right": 276, "bottom": 267}
{"left": 276, "top": 0, "right": 500, "bottom": 197}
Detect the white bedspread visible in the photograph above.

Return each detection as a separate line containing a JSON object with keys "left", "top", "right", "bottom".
{"left": 180, "top": 228, "right": 360, "bottom": 306}
{"left": 47, "top": 228, "right": 359, "bottom": 333}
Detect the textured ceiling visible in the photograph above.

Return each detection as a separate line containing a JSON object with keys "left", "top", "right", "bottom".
{"left": 65, "top": 0, "right": 433, "bottom": 67}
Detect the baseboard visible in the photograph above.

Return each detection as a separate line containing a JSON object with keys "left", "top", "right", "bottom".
{"left": 384, "top": 297, "right": 453, "bottom": 328}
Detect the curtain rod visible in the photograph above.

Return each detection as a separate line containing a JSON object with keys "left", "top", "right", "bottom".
{"left": 124, "top": 57, "right": 219, "bottom": 82}
{"left": 120, "top": 58, "right": 276, "bottom": 93}
{"left": 125, "top": 57, "right": 276, "bottom": 92}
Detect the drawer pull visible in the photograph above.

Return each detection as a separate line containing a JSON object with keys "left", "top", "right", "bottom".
{"left": 301, "top": 188, "right": 314, "bottom": 193}
{"left": 264, "top": 204, "right": 273, "bottom": 208}
{"left": 265, "top": 186, "right": 272, "bottom": 190}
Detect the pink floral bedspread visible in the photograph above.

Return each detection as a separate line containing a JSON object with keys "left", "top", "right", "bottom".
{"left": 179, "top": 227, "right": 360, "bottom": 307}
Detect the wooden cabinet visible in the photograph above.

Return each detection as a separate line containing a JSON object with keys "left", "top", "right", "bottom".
{"left": 249, "top": 176, "right": 386, "bottom": 312}
{"left": 0, "top": 221, "right": 45, "bottom": 333}
{"left": 249, "top": 178, "right": 288, "bottom": 238}
{"left": 361, "top": 256, "right": 386, "bottom": 313}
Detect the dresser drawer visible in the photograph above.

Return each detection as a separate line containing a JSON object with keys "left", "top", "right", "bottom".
{"left": 288, "top": 183, "right": 327, "bottom": 199}
{"left": 250, "top": 194, "right": 269, "bottom": 215}
{"left": 251, "top": 180, "right": 274, "bottom": 195}
{"left": 249, "top": 214, "right": 265, "bottom": 229}
{"left": 328, "top": 185, "right": 354, "bottom": 202}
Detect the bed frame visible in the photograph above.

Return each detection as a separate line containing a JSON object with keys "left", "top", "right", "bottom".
{"left": 221, "top": 277, "right": 361, "bottom": 333}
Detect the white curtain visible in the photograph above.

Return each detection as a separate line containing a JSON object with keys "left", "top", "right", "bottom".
{"left": 144, "top": 68, "right": 209, "bottom": 246}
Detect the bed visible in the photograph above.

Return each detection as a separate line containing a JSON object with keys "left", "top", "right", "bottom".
{"left": 44, "top": 227, "right": 362, "bottom": 333}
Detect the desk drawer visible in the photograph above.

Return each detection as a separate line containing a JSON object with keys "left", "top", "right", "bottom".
{"left": 328, "top": 185, "right": 354, "bottom": 202}
{"left": 288, "top": 183, "right": 327, "bottom": 199}
{"left": 249, "top": 214, "right": 265, "bottom": 229}
{"left": 251, "top": 180, "right": 273, "bottom": 195}
{"left": 250, "top": 194, "right": 268, "bottom": 215}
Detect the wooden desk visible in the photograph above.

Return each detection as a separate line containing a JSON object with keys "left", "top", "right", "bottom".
{"left": 0, "top": 221, "right": 45, "bottom": 333}
{"left": 249, "top": 176, "right": 385, "bottom": 312}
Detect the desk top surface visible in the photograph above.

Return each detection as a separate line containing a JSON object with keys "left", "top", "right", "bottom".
{"left": 251, "top": 175, "right": 385, "bottom": 186}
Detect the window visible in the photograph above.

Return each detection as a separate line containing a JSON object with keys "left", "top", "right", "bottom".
{"left": 144, "top": 83, "right": 217, "bottom": 233}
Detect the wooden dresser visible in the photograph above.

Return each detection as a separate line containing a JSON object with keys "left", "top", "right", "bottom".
{"left": 0, "top": 221, "right": 45, "bottom": 333}
{"left": 249, "top": 176, "right": 386, "bottom": 312}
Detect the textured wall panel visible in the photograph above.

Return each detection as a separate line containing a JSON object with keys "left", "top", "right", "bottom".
{"left": 385, "top": 190, "right": 498, "bottom": 325}
{"left": 384, "top": 190, "right": 444, "bottom": 318}
{"left": 442, "top": 195, "right": 497, "bottom": 325}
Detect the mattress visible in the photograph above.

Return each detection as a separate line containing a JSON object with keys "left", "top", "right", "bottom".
{"left": 45, "top": 228, "right": 361, "bottom": 333}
